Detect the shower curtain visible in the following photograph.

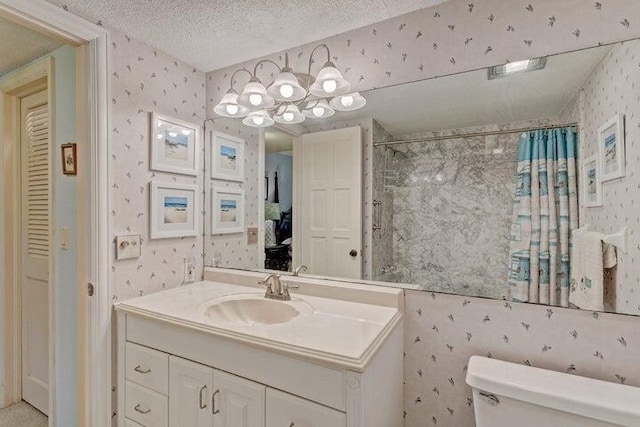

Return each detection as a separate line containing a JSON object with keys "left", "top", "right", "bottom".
{"left": 508, "top": 127, "right": 578, "bottom": 307}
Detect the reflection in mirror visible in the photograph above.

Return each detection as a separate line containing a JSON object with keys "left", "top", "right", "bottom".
{"left": 207, "top": 39, "right": 640, "bottom": 316}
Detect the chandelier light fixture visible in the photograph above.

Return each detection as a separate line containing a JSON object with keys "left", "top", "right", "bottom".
{"left": 213, "top": 44, "right": 366, "bottom": 128}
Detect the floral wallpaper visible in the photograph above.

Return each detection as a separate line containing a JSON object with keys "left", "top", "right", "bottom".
{"left": 579, "top": 39, "right": 640, "bottom": 316}
{"left": 404, "top": 290, "right": 640, "bottom": 427}
{"left": 206, "top": 0, "right": 640, "bottom": 113}
{"left": 109, "top": 28, "right": 206, "bottom": 302}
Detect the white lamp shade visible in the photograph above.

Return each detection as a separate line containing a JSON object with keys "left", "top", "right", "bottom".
{"left": 303, "top": 99, "right": 335, "bottom": 119}
{"left": 242, "top": 110, "right": 275, "bottom": 128}
{"left": 267, "top": 71, "right": 307, "bottom": 102}
{"left": 213, "top": 91, "right": 250, "bottom": 118}
{"left": 273, "top": 105, "right": 306, "bottom": 124}
{"left": 329, "top": 92, "right": 367, "bottom": 112}
{"left": 309, "top": 63, "right": 351, "bottom": 97}
{"left": 238, "top": 79, "right": 275, "bottom": 110}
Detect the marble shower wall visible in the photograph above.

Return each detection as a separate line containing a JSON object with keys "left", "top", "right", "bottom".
{"left": 404, "top": 289, "right": 640, "bottom": 427}
{"left": 579, "top": 39, "right": 640, "bottom": 316}
{"left": 375, "top": 118, "right": 574, "bottom": 299}
{"left": 109, "top": 29, "right": 206, "bottom": 302}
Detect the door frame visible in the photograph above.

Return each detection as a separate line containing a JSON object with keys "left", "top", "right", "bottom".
{"left": 0, "top": 56, "right": 54, "bottom": 416}
{"left": 0, "top": 1, "right": 110, "bottom": 426}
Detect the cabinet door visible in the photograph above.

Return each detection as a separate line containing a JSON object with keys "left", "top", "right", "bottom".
{"left": 169, "top": 356, "right": 214, "bottom": 427}
{"left": 212, "top": 369, "right": 265, "bottom": 427}
{"left": 266, "top": 388, "right": 346, "bottom": 427}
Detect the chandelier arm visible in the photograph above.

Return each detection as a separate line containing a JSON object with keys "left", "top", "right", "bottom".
{"left": 307, "top": 44, "right": 331, "bottom": 76}
{"left": 229, "top": 68, "right": 253, "bottom": 91}
{"left": 253, "top": 59, "right": 282, "bottom": 81}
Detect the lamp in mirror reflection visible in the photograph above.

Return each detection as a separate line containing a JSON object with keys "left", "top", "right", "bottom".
{"left": 213, "top": 44, "right": 364, "bottom": 127}
{"left": 303, "top": 99, "right": 335, "bottom": 119}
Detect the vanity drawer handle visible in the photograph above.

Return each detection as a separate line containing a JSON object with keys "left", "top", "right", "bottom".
{"left": 212, "top": 389, "right": 220, "bottom": 415}
{"left": 479, "top": 391, "right": 500, "bottom": 406}
{"left": 134, "top": 404, "right": 151, "bottom": 414}
{"left": 134, "top": 365, "right": 151, "bottom": 374}
{"left": 199, "top": 385, "right": 208, "bottom": 409}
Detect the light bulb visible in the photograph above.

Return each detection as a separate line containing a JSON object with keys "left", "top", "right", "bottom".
{"left": 279, "top": 84, "right": 294, "bottom": 99}
{"left": 181, "top": 129, "right": 192, "bottom": 135}
{"left": 341, "top": 95, "right": 354, "bottom": 107}
{"left": 322, "top": 79, "right": 337, "bottom": 93}
{"left": 313, "top": 107, "right": 324, "bottom": 117}
{"left": 169, "top": 132, "right": 178, "bottom": 137}
{"left": 283, "top": 112, "right": 294, "bottom": 122}
{"left": 226, "top": 104, "right": 239, "bottom": 115}
{"left": 253, "top": 116, "right": 265, "bottom": 126}
{"left": 249, "top": 93, "right": 263, "bottom": 106}
{"left": 157, "top": 133, "right": 163, "bottom": 140}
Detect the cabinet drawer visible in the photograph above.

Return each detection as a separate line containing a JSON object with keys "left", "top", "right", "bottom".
{"left": 125, "top": 380, "right": 168, "bottom": 427}
{"left": 126, "top": 342, "right": 169, "bottom": 395}
{"left": 266, "top": 388, "right": 346, "bottom": 427}
{"left": 125, "top": 419, "right": 144, "bottom": 427}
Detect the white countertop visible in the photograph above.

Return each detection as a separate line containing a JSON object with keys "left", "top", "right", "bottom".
{"left": 115, "top": 279, "right": 403, "bottom": 370}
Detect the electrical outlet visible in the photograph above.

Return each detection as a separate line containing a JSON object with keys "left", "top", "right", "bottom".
{"left": 183, "top": 257, "right": 196, "bottom": 283}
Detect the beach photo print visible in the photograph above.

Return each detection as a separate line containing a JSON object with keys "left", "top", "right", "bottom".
{"left": 211, "top": 188, "right": 244, "bottom": 234}
{"left": 211, "top": 131, "right": 245, "bottom": 182}
{"left": 150, "top": 112, "right": 200, "bottom": 176}
{"left": 598, "top": 114, "right": 625, "bottom": 182}
{"left": 150, "top": 181, "right": 198, "bottom": 239}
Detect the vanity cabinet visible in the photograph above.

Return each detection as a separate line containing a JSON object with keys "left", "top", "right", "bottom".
{"left": 169, "top": 356, "right": 265, "bottom": 427}
{"left": 115, "top": 279, "right": 404, "bottom": 427}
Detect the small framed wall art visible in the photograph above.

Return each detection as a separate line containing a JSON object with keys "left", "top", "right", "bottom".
{"left": 150, "top": 112, "right": 200, "bottom": 176}
{"left": 582, "top": 156, "right": 602, "bottom": 208}
{"left": 211, "top": 188, "right": 244, "bottom": 234}
{"left": 210, "top": 131, "right": 245, "bottom": 182}
{"left": 61, "top": 143, "right": 77, "bottom": 175}
{"left": 598, "top": 114, "right": 625, "bottom": 182}
{"left": 150, "top": 181, "right": 198, "bottom": 239}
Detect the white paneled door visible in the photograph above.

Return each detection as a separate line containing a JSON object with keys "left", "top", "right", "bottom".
{"left": 20, "top": 89, "right": 51, "bottom": 415}
{"left": 169, "top": 356, "right": 213, "bottom": 427}
{"left": 212, "top": 370, "right": 265, "bottom": 427}
{"left": 296, "top": 126, "right": 362, "bottom": 279}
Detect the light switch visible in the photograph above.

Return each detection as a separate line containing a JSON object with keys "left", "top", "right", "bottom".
{"left": 116, "top": 235, "right": 141, "bottom": 260}
{"left": 60, "top": 227, "right": 69, "bottom": 250}
{"left": 247, "top": 227, "right": 258, "bottom": 245}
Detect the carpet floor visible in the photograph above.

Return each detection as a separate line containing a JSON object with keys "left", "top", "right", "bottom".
{"left": 0, "top": 401, "right": 47, "bottom": 427}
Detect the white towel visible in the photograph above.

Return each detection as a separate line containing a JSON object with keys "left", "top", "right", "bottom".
{"left": 569, "top": 230, "right": 617, "bottom": 311}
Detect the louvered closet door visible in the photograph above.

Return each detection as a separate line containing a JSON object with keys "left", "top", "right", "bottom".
{"left": 20, "top": 89, "right": 51, "bottom": 415}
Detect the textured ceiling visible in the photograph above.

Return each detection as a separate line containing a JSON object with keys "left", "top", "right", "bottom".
{"left": 45, "top": 0, "right": 448, "bottom": 71}
{"left": 0, "top": 17, "right": 64, "bottom": 77}
{"left": 331, "top": 45, "right": 612, "bottom": 136}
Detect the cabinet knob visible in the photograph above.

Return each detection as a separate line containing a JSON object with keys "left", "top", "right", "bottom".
{"left": 349, "top": 249, "right": 358, "bottom": 257}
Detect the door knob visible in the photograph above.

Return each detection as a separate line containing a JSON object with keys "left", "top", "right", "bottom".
{"left": 349, "top": 249, "right": 358, "bottom": 257}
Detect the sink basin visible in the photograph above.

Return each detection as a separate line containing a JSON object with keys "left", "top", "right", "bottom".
{"left": 201, "top": 293, "right": 311, "bottom": 325}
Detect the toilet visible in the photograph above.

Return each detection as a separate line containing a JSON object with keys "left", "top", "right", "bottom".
{"left": 466, "top": 356, "right": 640, "bottom": 426}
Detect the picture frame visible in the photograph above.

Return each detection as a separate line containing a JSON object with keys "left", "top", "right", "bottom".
{"left": 211, "top": 188, "right": 244, "bottom": 234}
{"left": 61, "top": 143, "right": 77, "bottom": 175}
{"left": 150, "top": 112, "right": 200, "bottom": 176}
{"left": 150, "top": 181, "right": 198, "bottom": 239}
{"left": 582, "top": 155, "right": 602, "bottom": 208}
{"left": 211, "top": 131, "right": 245, "bottom": 182}
{"left": 598, "top": 114, "right": 625, "bottom": 182}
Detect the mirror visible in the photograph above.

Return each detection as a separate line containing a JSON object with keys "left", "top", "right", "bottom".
{"left": 205, "top": 38, "right": 640, "bottom": 316}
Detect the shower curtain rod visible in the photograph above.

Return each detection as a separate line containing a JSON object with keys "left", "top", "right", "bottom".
{"left": 373, "top": 122, "right": 579, "bottom": 147}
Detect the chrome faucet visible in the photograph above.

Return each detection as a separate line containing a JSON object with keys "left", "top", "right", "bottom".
{"left": 259, "top": 273, "right": 297, "bottom": 301}
{"left": 292, "top": 265, "right": 308, "bottom": 276}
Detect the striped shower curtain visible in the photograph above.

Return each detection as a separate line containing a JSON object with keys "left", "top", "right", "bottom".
{"left": 508, "top": 127, "right": 578, "bottom": 307}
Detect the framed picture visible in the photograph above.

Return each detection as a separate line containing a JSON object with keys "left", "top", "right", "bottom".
{"left": 582, "top": 156, "right": 602, "bottom": 208}
{"left": 150, "top": 112, "right": 200, "bottom": 176}
{"left": 598, "top": 114, "right": 625, "bottom": 182}
{"left": 150, "top": 181, "right": 198, "bottom": 239}
{"left": 211, "top": 131, "right": 245, "bottom": 182}
{"left": 211, "top": 188, "right": 244, "bottom": 234}
{"left": 61, "top": 143, "right": 77, "bottom": 175}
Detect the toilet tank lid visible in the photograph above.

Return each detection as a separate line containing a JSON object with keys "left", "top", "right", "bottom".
{"left": 466, "top": 356, "right": 640, "bottom": 426}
